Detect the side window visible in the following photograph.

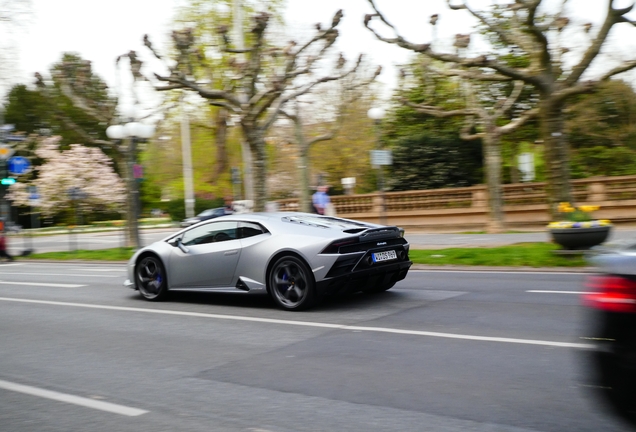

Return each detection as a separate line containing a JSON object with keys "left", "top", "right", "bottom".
{"left": 182, "top": 221, "right": 238, "bottom": 246}
{"left": 238, "top": 222, "right": 267, "bottom": 239}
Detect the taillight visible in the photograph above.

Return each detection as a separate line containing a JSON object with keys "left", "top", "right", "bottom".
{"left": 321, "top": 238, "right": 360, "bottom": 254}
{"left": 583, "top": 275, "right": 636, "bottom": 313}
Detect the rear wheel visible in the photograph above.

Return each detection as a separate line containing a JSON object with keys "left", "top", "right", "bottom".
{"left": 136, "top": 256, "right": 168, "bottom": 301}
{"left": 268, "top": 255, "right": 317, "bottom": 311}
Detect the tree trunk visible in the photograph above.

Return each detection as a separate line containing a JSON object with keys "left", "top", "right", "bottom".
{"left": 483, "top": 132, "right": 505, "bottom": 233}
{"left": 292, "top": 118, "right": 312, "bottom": 213}
{"left": 541, "top": 98, "right": 572, "bottom": 218}
{"left": 243, "top": 125, "right": 267, "bottom": 212}
{"left": 120, "top": 142, "right": 140, "bottom": 248}
{"left": 213, "top": 108, "right": 228, "bottom": 179}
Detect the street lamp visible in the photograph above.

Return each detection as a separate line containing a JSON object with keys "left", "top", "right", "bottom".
{"left": 367, "top": 107, "right": 387, "bottom": 225}
{"left": 179, "top": 93, "right": 196, "bottom": 219}
{"left": 106, "top": 119, "right": 155, "bottom": 249}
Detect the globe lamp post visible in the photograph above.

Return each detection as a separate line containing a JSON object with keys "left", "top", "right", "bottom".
{"left": 367, "top": 107, "right": 387, "bottom": 225}
{"left": 106, "top": 120, "right": 154, "bottom": 248}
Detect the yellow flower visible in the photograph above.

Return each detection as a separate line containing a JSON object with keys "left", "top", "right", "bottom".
{"left": 579, "top": 205, "right": 599, "bottom": 213}
{"left": 550, "top": 202, "right": 611, "bottom": 228}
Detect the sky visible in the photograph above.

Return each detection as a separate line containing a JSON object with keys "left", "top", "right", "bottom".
{"left": 9, "top": 0, "right": 636, "bottom": 108}
{"left": 12, "top": 0, "right": 468, "bottom": 100}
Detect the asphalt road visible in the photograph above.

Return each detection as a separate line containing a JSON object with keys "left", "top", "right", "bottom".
{"left": 0, "top": 264, "right": 632, "bottom": 431}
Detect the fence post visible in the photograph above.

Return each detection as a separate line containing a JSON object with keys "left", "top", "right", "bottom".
{"left": 472, "top": 189, "right": 487, "bottom": 208}
{"left": 588, "top": 182, "right": 606, "bottom": 202}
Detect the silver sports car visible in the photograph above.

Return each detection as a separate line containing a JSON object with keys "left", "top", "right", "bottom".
{"left": 125, "top": 212, "right": 412, "bottom": 311}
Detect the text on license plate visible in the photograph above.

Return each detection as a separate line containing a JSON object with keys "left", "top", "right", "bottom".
{"left": 372, "top": 250, "right": 397, "bottom": 262}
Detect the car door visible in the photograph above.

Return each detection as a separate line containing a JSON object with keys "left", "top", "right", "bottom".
{"left": 169, "top": 221, "right": 241, "bottom": 288}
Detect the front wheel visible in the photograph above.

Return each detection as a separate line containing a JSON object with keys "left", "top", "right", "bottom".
{"left": 136, "top": 255, "right": 168, "bottom": 301}
{"left": 268, "top": 255, "right": 317, "bottom": 311}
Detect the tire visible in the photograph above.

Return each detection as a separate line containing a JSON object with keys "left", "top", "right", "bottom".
{"left": 363, "top": 281, "right": 396, "bottom": 294}
{"left": 136, "top": 255, "right": 168, "bottom": 301}
{"left": 268, "top": 255, "right": 317, "bottom": 311}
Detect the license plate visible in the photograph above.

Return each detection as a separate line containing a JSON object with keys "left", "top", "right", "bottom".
{"left": 372, "top": 250, "right": 397, "bottom": 263}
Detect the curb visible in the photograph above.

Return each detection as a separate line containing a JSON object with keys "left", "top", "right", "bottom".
{"left": 410, "top": 264, "right": 595, "bottom": 273}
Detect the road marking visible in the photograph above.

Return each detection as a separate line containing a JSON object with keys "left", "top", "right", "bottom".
{"left": 0, "top": 272, "right": 119, "bottom": 278}
{"left": 68, "top": 268, "right": 125, "bottom": 272}
{"left": 0, "top": 297, "right": 592, "bottom": 349}
{"left": 0, "top": 379, "right": 148, "bottom": 416}
{"left": 527, "top": 290, "right": 588, "bottom": 295}
{"left": 412, "top": 269, "right": 589, "bottom": 275}
{"left": 0, "top": 281, "right": 86, "bottom": 288}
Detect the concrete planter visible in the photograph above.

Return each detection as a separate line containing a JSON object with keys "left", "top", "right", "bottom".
{"left": 549, "top": 225, "right": 612, "bottom": 250}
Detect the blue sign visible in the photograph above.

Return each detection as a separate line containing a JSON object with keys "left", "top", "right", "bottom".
{"left": 7, "top": 156, "right": 31, "bottom": 175}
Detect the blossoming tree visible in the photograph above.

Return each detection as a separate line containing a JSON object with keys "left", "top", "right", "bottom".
{"left": 7, "top": 137, "right": 126, "bottom": 222}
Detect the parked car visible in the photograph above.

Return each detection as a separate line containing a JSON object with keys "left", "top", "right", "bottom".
{"left": 583, "top": 240, "right": 636, "bottom": 426}
{"left": 125, "top": 212, "right": 412, "bottom": 311}
{"left": 180, "top": 207, "right": 231, "bottom": 227}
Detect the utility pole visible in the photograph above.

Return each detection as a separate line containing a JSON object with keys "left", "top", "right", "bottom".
{"left": 180, "top": 93, "right": 195, "bottom": 219}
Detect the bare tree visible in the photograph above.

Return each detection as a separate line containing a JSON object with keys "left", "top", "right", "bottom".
{"left": 281, "top": 62, "right": 381, "bottom": 213}
{"left": 145, "top": 10, "right": 364, "bottom": 211}
{"left": 399, "top": 53, "right": 538, "bottom": 232}
{"left": 365, "top": 0, "right": 636, "bottom": 215}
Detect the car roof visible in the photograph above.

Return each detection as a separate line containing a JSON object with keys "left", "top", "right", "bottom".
{"left": 164, "top": 212, "right": 398, "bottom": 243}
{"left": 226, "top": 212, "right": 385, "bottom": 232}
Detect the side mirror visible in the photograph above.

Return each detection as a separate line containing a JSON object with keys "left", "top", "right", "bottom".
{"left": 176, "top": 238, "right": 189, "bottom": 254}
{"left": 169, "top": 237, "right": 189, "bottom": 253}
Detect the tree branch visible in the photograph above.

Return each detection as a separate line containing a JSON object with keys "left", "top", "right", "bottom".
{"left": 153, "top": 73, "right": 242, "bottom": 108}
{"left": 565, "top": 0, "right": 626, "bottom": 86}
{"left": 495, "top": 80, "right": 525, "bottom": 117}
{"left": 364, "top": 1, "right": 540, "bottom": 86}
{"left": 498, "top": 107, "right": 539, "bottom": 134}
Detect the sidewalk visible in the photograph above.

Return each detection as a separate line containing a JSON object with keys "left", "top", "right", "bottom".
{"left": 405, "top": 227, "right": 636, "bottom": 249}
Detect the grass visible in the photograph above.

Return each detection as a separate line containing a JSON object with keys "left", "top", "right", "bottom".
{"left": 409, "top": 243, "right": 588, "bottom": 267}
{"left": 25, "top": 248, "right": 136, "bottom": 261}
{"left": 22, "top": 242, "right": 589, "bottom": 267}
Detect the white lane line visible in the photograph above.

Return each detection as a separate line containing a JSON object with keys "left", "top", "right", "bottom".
{"left": 0, "top": 379, "right": 148, "bottom": 416}
{"left": 0, "top": 272, "right": 119, "bottom": 278}
{"left": 68, "top": 268, "right": 125, "bottom": 272}
{"left": 527, "top": 290, "right": 589, "bottom": 295}
{"left": 0, "top": 297, "right": 591, "bottom": 349}
{"left": 409, "top": 267, "right": 590, "bottom": 276}
{"left": 0, "top": 281, "right": 86, "bottom": 288}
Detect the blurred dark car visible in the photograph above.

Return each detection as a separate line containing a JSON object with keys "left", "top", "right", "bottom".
{"left": 180, "top": 207, "right": 231, "bottom": 227}
{"left": 583, "top": 240, "right": 636, "bottom": 426}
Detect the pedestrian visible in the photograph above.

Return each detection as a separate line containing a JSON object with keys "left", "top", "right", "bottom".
{"left": 0, "top": 232, "right": 14, "bottom": 262}
{"left": 312, "top": 185, "right": 331, "bottom": 215}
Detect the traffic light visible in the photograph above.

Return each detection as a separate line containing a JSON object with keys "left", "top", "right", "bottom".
{"left": 1, "top": 178, "right": 16, "bottom": 186}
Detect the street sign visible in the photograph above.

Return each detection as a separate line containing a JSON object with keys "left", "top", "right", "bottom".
{"left": 7, "top": 156, "right": 31, "bottom": 175}
{"left": 370, "top": 150, "right": 393, "bottom": 166}
{"left": 0, "top": 144, "right": 15, "bottom": 160}
{"left": 518, "top": 153, "right": 535, "bottom": 182}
